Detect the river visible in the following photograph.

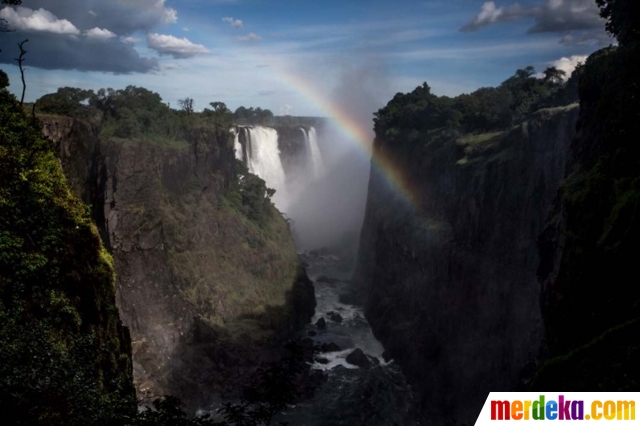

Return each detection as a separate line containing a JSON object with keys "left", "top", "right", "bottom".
{"left": 274, "top": 251, "right": 421, "bottom": 426}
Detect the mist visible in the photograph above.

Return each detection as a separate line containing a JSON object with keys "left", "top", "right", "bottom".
{"left": 282, "top": 60, "right": 391, "bottom": 256}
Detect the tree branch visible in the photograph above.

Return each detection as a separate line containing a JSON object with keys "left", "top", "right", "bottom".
{"left": 14, "top": 39, "right": 28, "bottom": 106}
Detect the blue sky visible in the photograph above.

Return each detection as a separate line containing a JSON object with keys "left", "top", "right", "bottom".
{"left": 0, "top": 0, "right": 612, "bottom": 116}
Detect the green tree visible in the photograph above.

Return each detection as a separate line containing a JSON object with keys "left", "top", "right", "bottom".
{"left": 36, "top": 87, "right": 97, "bottom": 118}
{"left": 179, "top": 97, "right": 194, "bottom": 114}
{"left": 543, "top": 67, "right": 567, "bottom": 85}
{"left": 597, "top": 0, "right": 640, "bottom": 45}
{"left": 1, "top": 0, "right": 21, "bottom": 34}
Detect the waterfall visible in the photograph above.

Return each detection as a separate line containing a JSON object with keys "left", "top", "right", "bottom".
{"left": 246, "top": 126, "right": 287, "bottom": 208}
{"left": 307, "top": 127, "right": 326, "bottom": 179}
{"left": 232, "top": 128, "right": 244, "bottom": 161}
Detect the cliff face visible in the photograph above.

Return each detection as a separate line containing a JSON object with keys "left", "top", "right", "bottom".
{"left": 41, "top": 117, "right": 315, "bottom": 410}
{"left": 533, "top": 45, "right": 640, "bottom": 389}
{"left": 356, "top": 106, "right": 579, "bottom": 424}
{"left": 0, "top": 92, "right": 134, "bottom": 424}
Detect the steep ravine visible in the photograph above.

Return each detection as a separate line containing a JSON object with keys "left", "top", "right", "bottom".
{"left": 40, "top": 117, "right": 315, "bottom": 411}
{"left": 356, "top": 105, "right": 579, "bottom": 424}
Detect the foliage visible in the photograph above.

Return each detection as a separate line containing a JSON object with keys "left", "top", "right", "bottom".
{"left": 374, "top": 65, "right": 578, "bottom": 141}
{"left": 597, "top": 0, "right": 640, "bottom": 45}
{"left": 233, "top": 106, "right": 274, "bottom": 126}
{"left": 0, "top": 83, "right": 135, "bottom": 424}
{"left": 0, "top": 0, "right": 21, "bottom": 34}
{"left": 36, "top": 87, "right": 99, "bottom": 120}
{"left": 225, "top": 160, "right": 276, "bottom": 226}
{"left": 0, "top": 69, "right": 8, "bottom": 88}
{"left": 204, "top": 102, "right": 234, "bottom": 127}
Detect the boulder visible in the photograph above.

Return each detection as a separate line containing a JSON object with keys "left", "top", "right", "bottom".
{"left": 327, "top": 311, "right": 343, "bottom": 323}
{"left": 346, "top": 348, "right": 370, "bottom": 368}
{"left": 320, "top": 342, "right": 341, "bottom": 353}
{"left": 316, "top": 317, "right": 327, "bottom": 329}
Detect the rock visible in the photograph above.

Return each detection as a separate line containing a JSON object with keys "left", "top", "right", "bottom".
{"left": 315, "top": 357, "right": 330, "bottom": 364}
{"left": 308, "top": 330, "right": 317, "bottom": 337}
{"left": 317, "top": 275, "right": 340, "bottom": 284}
{"left": 309, "top": 247, "right": 331, "bottom": 257}
{"left": 346, "top": 348, "right": 370, "bottom": 368}
{"left": 320, "top": 342, "right": 341, "bottom": 353}
{"left": 382, "top": 350, "right": 393, "bottom": 363}
{"left": 316, "top": 317, "right": 327, "bottom": 329}
{"left": 327, "top": 311, "right": 343, "bottom": 323}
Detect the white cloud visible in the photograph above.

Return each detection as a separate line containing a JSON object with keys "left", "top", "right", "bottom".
{"left": 85, "top": 27, "right": 116, "bottom": 40}
{"left": 238, "top": 32, "right": 262, "bottom": 42}
{"left": 123, "top": 36, "right": 141, "bottom": 44}
{"left": 222, "top": 16, "right": 243, "bottom": 28}
{"left": 461, "top": 1, "right": 529, "bottom": 32}
{"left": 183, "top": 26, "right": 190, "bottom": 32}
{"left": 549, "top": 55, "right": 589, "bottom": 78}
{"left": 88, "top": 10, "right": 97, "bottom": 17}
{"left": 163, "top": 6, "right": 178, "bottom": 24}
{"left": 0, "top": 6, "right": 80, "bottom": 34}
{"left": 147, "top": 33, "right": 210, "bottom": 58}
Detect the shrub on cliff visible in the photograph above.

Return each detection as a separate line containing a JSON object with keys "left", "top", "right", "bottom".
{"left": 0, "top": 81, "right": 135, "bottom": 424}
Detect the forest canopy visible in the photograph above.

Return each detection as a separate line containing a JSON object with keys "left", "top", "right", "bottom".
{"left": 373, "top": 64, "right": 582, "bottom": 140}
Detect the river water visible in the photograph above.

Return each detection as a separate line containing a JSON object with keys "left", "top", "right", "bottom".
{"left": 275, "top": 251, "right": 421, "bottom": 426}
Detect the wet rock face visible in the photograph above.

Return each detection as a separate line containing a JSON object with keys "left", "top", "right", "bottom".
{"left": 41, "top": 117, "right": 315, "bottom": 412}
{"left": 355, "top": 106, "right": 579, "bottom": 424}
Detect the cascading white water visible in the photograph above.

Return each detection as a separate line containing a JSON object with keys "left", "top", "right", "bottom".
{"left": 246, "top": 126, "right": 288, "bottom": 209}
{"left": 307, "top": 127, "right": 326, "bottom": 179}
{"left": 232, "top": 128, "right": 244, "bottom": 161}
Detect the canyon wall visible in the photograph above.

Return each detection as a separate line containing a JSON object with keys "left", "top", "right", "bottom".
{"left": 41, "top": 117, "right": 315, "bottom": 410}
{"left": 532, "top": 45, "right": 640, "bottom": 390}
{"left": 356, "top": 105, "right": 579, "bottom": 424}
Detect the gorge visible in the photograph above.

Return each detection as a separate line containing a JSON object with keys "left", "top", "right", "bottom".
{"left": 1, "top": 2, "right": 640, "bottom": 423}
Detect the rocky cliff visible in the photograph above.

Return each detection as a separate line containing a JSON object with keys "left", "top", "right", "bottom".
{"left": 356, "top": 105, "right": 579, "bottom": 424}
{"left": 0, "top": 90, "right": 135, "bottom": 424}
{"left": 40, "top": 115, "right": 315, "bottom": 410}
{"left": 533, "top": 45, "right": 640, "bottom": 390}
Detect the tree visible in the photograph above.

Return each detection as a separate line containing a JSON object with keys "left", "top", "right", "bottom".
{"left": 543, "top": 67, "right": 567, "bottom": 85}
{"left": 0, "top": 70, "right": 8, "bottom": 89}
{"left": 178, "top": 97, "right": 194, "bottom": 114}
{"left": 37, "top": 87, "right": 96, "bottom": 118}
{"left": 1, "top": 0, "right": 21, "bottom": 34}
{"left": 596, "top": 0, "right": 640, "bottom": 45}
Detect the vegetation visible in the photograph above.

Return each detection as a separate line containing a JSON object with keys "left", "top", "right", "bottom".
{"left": 0, "top": 78, "right": 135, "bottom": 425}
{"left": 233, "top": 106, "right": 274, "bottom": 126}
{"left": 0, "top": 0, "right": 21, "bottom": 34}
{"left": 597, "top": 0, "right": 640, "bottom": 45}
{"left": 373, "top": 65, "right": 581, "bottom": 142}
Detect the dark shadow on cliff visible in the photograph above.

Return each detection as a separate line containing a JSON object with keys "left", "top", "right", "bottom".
{"left": 165, "top": 265, "right": 316, "bottom": 413}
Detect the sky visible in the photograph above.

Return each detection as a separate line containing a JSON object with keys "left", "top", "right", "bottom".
{"left": 0, "top": 0, "right": 613, "bottom": 116}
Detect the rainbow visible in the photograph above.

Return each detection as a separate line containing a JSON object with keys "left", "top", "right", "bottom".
{"left": 171, "top": 16, "right": 420, "bottom": 209}
{"left": 274, "top": 70, "right": 420, "bottom": 210}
